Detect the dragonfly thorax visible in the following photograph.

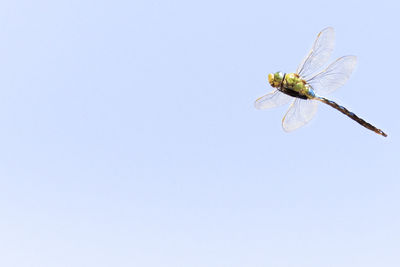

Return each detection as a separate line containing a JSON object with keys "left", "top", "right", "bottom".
{"left": 268, "top": 71, "right": 315, "bottom": 99}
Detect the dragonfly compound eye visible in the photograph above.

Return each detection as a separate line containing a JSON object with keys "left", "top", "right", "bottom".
{"left": 268, "top": 73, "right": 275, "bottom": 86}
{"left": 268, "top": 72, "right": 284, "bottom": 88}
{"left": 274, "top": 72, "right": 284, "bottom": 81}
{"left": 273, "top": 72, "right": 284, "bottom": 87}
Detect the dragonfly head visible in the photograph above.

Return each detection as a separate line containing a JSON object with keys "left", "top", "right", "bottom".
{"left": 268, "top": 71, "right": 284, "bottom": 88}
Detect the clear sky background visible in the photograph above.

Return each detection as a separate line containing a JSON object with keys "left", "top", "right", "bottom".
{"left": 0, "top": 1, "right": 399, "bottom": 266}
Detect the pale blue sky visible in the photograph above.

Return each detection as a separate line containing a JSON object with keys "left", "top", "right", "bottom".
{"left": 0, "top": 0, "right": 399, "bottom": 266}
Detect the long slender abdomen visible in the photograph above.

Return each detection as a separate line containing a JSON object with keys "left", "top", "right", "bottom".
{"left": 316, "top": 97, "right": 387, "bottom": 137}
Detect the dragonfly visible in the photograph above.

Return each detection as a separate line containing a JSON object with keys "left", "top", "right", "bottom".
{"left": 254, "top": 27, "right": 387, "bottom": 137}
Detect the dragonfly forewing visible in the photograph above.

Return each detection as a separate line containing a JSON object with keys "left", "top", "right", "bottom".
{"left": 296, "top": 27, "right": 335, "bottom": 80}
{"left": 254, "top": 90, "right": 292, "bottom": 109}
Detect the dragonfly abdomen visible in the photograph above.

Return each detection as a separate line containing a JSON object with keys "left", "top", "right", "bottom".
{"left": 317, "top": 97, "right": 387, "bottom": 137}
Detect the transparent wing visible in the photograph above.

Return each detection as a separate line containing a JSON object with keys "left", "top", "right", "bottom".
{"left": 254, "top": 90, "right": 292, "bottom": 109}
{"left": 282, "top": 98, "right": 318, "bottom": 132}
{"left": 296, "top": 27, "right": 335, "bottom": 80}
{"left": 306, "top": 55, "right": 357, "bottom": 95}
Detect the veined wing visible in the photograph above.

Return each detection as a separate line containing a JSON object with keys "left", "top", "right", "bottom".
{"left": 306, "top": 55, "right": 357, "bottom": 95}
{"left": 296, "top": 27, "right": 335, "bottom": 80}
{"left": 254, "top": 90, "right": 292, "bottom": 109}
{"left": 282, "top": 98, "right": 318, "bottom": 132}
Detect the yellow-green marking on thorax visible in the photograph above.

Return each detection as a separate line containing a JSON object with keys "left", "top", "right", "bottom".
{"left": 268, "top": 71, "right": 315, "bottom": 99}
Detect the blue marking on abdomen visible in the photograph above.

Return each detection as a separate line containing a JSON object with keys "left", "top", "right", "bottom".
{"left": 307, "top": 88, "right": 315, "bottom": 98}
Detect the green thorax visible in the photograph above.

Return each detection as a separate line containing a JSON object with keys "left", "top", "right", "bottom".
{"left": 268, "top": 71, "right": 315, "bottom": 99}
{"left": 282, "top": 73, "right": 310, "bottom": 96}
